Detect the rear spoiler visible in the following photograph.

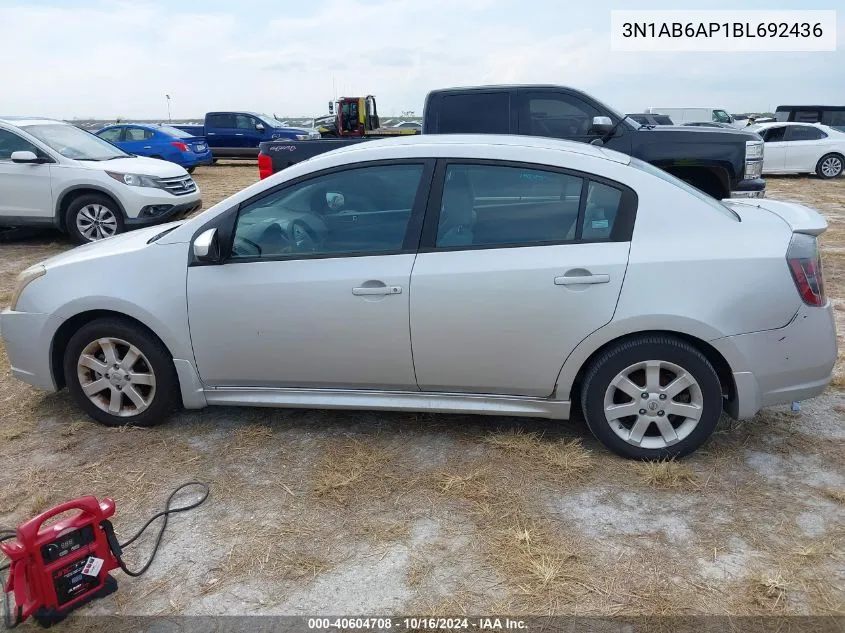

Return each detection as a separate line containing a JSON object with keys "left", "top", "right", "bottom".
{"left": 723, "top": 199, "right": 827, "bottom": 236}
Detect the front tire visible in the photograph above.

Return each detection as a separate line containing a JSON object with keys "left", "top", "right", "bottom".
{"left": 816, "top": 153, "right": 843, "bottom": 179}
{"left": 63, "top": 318, "right": 180, "bottom": 427}
{"left": 66, "top": 194, "right": 124, "bottom": 244}
{"left": 580, "top": 335, "right": 722, "bottom": 460}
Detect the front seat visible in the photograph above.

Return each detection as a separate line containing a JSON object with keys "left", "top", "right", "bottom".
{"left": 437, "top": 170, "right": 475, "bottom": 247}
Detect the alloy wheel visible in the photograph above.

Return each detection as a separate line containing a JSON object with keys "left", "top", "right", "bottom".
{"left": 76, "top": 204, "right": 118, "bottom": 241}
{"left": 76, "top": 337, "right": 156, "bottom": 417}
{"left": 821, "top": 156, "right": 843, "bottom": 178}
{"left": 603, "top": 360, "right": 703, "bottom": 450}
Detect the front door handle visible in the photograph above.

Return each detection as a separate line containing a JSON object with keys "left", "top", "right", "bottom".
{"left": 235, "top": 133, "right": 244, "bottom": 136}
{"left": 143, "top": 146, "right": 152, "bottom": 149}
{"left": 352, "top": 285, "right": 402, "bottom": 296}
{"left": 554, "top": 274, "right": 610, "bottom": 286}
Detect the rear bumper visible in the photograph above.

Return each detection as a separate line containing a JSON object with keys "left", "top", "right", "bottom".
{"left": 730, "top": 177, "right": 766, "bottom": 199}
{"left": 183, "top": 153, "right": 214, "bottom": 167}
{"left": 722, "top": 302, "right": 838, "bottom": 419}
{"left": 0, "top": 309, "right": 56, "bottom": 391}
{"left": 124, "top": 200, "right": 202, "bottom": 228}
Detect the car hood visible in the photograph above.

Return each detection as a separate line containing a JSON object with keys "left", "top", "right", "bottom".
{"left": 78, "top": 156, "right": 189, "bottom": 178}
{"left": 38, "top": 222, "right": 186, "bottom": 270}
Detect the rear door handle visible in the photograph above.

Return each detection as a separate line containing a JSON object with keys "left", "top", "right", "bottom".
{"left": 352, "top": 286, "right": 402, "bottom": 296}
{"left": 143, "top": 146, "right": 152, "bottom": 149}
{"left": 554, "top": 274, "right": 610, "bottom": 286}
{"left": 235, "top": 133, "right": 244, "bottom": 136}
{"left": 207, "top": 132, "right": 216, "bottom": 135}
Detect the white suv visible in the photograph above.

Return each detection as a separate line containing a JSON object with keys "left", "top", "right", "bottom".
{"left": 0, "top": 117, "right": 202, "bottom": 243}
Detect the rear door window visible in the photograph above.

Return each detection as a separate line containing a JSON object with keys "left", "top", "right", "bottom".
{"left": 436, "top": 93, "right": 510, "bottom": 134}
{"left": 786, "top": 126, "right": 826, "bottom": 141}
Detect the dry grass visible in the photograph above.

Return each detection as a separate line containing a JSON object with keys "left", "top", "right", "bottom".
{"left": 484, "top": 430, "right": 594, "bottom": 481}
{"left": 748, "top": 572, "right": 791, "bottom": 612}
{"left": 637, "top": 460, "right": 700, "bottom": 491}
{"left": 820, "top": 488, "right": 845, "bottom": 505}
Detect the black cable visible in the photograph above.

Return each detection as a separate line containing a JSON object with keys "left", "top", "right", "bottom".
{"left": 103, "top": 481, "right": 209, "bottom": 578}
{"left": 1, "top": 530, "right": 20, "bottom": 629}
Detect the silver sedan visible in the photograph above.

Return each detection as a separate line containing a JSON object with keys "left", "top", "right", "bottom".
{"left": 1, "top": 134, "right": 838, "bottom": 459}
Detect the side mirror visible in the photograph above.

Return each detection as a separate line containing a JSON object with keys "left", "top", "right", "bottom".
{"left": 589, "top": 116, "right": 614, "bottom": 136}
{"left": 255, "top": 123, "right": 265, "bottom": 132}
{"left": 328, "top": 101, "right": 334, "bottom": 114}
{"left": 193, "top": 228, "right": 221, "bottom": 263}
{"left": 11, "top": 150, "right": 40, "bottom": 164}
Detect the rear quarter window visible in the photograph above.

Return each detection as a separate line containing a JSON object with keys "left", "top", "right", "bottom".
{"left": 436, "top": 92, "right": 510, "bottom": 134}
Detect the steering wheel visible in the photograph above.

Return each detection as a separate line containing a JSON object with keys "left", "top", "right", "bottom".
{"left": 291, "top": 221, "right": 318, "bottom": 252}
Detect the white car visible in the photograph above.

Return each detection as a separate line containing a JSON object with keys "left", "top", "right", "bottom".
{"left": 1, "top": 135, "right": 837, "bottom": 459}
{"left": 0, "top": 117, "right": 202, "bottom": 243}
{"left": 646, "top": 107, "right": 736, "bottom": 127}
{"left": 747, "top": 122, "right": 845, "bottom": 179}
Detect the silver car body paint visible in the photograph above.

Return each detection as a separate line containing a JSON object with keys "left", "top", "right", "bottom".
{"left": 1, "top": 135, "right": 837, "bottom": 422}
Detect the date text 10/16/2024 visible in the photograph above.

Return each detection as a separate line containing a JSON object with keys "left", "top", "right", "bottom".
{"left": 308, "top": 617, "right": 528, "bottom": 630}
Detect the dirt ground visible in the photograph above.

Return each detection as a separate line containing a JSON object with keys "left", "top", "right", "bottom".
{"left": 0, "top": 164, "right": 842, "bottom": 623}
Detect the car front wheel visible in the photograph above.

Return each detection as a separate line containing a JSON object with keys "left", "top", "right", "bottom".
{"left": 66, "top": 194, "right": 125, "bottom": 244}
{"left": 580, "top": 335, "right": 723, "bottom": 459}
{"left": 63, "top": 318, "right": 180, "bottom": 427}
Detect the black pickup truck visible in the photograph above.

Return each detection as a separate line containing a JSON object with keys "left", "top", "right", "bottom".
{"left": 259, "top": 85, "right": 766, "bottom": 199}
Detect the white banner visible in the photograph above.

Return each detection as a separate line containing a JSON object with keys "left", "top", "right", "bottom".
{"left": 610, "top": 10, "right": 837, "bottom": 52}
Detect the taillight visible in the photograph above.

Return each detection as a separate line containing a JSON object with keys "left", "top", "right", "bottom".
{"left": 786, "top": 233, "right": 826, "bottom": 307}
{"left": 258, "top": 152, "right": 273, "bottom": 180}
{"left": 171, "top": 141, "right": 189, "bottom": 152}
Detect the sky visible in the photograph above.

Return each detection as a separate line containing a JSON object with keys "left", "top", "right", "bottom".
{"left": 0, "top": 0, "right": 842, "bottom": 120}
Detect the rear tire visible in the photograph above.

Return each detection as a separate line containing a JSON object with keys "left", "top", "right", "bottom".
{"left": 580, "top": 335, "right": 723, "bottom": 460}
{"left": 63, "top": 318, "right": 180, "bottom": 428}
{"left": 65, "top": 193, "right": 124, "bottom": 244}
{"left": 816, "top": 153, "right": 843, "bottom": 179}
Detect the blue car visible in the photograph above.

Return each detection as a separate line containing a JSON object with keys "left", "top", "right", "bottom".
{"left": 95, "top": 123, "right": 214, "bottom": 173}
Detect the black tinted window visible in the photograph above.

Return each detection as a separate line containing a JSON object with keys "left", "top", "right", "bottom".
{"left": 763, "top": 127, "right": 787, "bottom": 142}
{"left": 794, "top": 110, "right": 820, "bottom": 123}
{"left": 0, "top": 128, "right": 39, "bottom": 160}
{"left": 653, "top": 115, "right": 673, "bottom": 125}
{"left": 628, "top": 114, "right": 649, "bottom": 125}
{"left": 821, "top": 110, "right": 845, "bottom": 129}
{"left": 207, "top": 114, "right": 233, "bottom": 128}
{"left": 232, "top": 164, "right": 424, "bottom": 259}
{"left": 436, "top": 164, "right": 588, "bottom": 248}
{"left": 787, "top": 126, "right": 826, "bottom": 141}
{"left": 437, "top": 93, "right": 510, "bottom": 134}
{"left": 527, "top": 96, "right": 601, "bottom": 138}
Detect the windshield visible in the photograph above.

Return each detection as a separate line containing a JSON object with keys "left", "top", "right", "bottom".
{"left": 158, "top": 125, "right": 193, "bottom": 138}
{"left": 257, "top": 114, "right": 290, "bottom": 128}
{"left": 628, "top": 157, "right": 740, "bottom": 221}
{"left": 23, "top": 124, "right": 128, "bottom": 160}
{"left": 713, "top": 109, "right": 733, "bottom": 123}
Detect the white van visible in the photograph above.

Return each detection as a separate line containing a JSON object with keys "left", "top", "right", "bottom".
{"left": 646, "top": 107, "right": 736, "bottom": 127}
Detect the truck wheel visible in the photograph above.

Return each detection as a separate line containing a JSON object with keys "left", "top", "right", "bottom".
{"left": 580, "top": 335, "right": 722, "bottom": 460}
{"left": 816, "top": 153, "right": 843, "bottom": 179}
{"left": 66, "top": 194, "right": 125, "bottom": 244}
{"left": 63, "top": 317, "right": 180, "bottom": 428}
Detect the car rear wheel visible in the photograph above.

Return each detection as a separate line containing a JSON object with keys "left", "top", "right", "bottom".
{"left": 580, "top": 335, "right": 722, "bottom": 459}
{"left": 66, "top": 194, "right": 124, "bottom": 244}
{"left": 63, "top": 318, "right": 180, "bottom": 427}
{"left": 816, "top": 153, "right": 843, "bottom": 179}
{"left": 187, "top": 167, "right": 196, "bottom": 174}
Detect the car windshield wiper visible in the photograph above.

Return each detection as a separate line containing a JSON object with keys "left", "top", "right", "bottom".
{"left": 104, "top": 155, "right": 129, "bottom": 160}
